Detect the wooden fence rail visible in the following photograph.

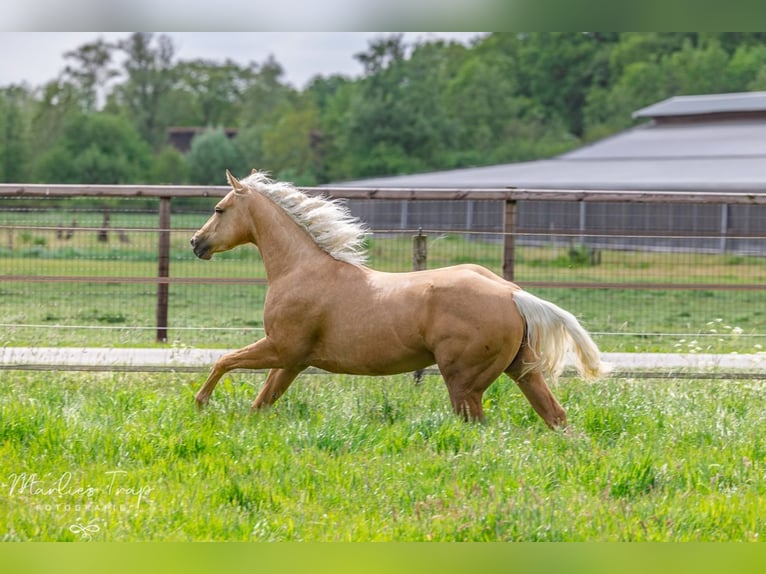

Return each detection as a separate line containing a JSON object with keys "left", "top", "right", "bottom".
{"left": 2, "top": 182, "right": 766, "bottom": 202}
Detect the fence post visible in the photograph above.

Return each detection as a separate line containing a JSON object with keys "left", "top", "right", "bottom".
{"left": 719, "top": 204, "right": 729, "bottom": 253}
{"left": 413, "top": 227, "right": 427, "bottom": 272}
{"left": 503, "top": 200, "right": 517, "bottom": 282}
{"left": 400, "top": 200, "right": 409, "bottom": 229}
{"left": 156, "top": 197, "right": 171, "bottom": 343}
{"left": 413, "top": 229, "right": 427, "bottom": 384}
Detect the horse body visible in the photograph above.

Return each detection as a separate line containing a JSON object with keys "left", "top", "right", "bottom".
{"left": 291, "top": 264, "right": 524, "bottom": 378}
{"left": 190, "top": 170, "right": 609, "bottom": 428}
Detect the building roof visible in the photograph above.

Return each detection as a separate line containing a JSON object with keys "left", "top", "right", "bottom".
{"left": 334, "top": 91, "right": 766, "bottom": 192}
{"left": 633, "top": 90, "right": 766, "bottom": 119}
{"left": 334, "top": 157, "right": 766, "bottom": 192}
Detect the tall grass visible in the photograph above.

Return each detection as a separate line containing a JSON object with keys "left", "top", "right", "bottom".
{"left": 1, "top": 370, "right": 763, "bottom": 541}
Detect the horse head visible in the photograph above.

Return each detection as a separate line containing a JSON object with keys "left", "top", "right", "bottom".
{"left": 190, "top": 169, "right": 255, "bottom": 260}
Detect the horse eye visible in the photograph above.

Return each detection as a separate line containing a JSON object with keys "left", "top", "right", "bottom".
{"left": 214, "top": 207, "right": 224, "bottom": 214}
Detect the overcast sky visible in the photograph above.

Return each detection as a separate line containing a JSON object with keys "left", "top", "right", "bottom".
{"left": 0, "top": 32, "right": 484, "bottom": 90}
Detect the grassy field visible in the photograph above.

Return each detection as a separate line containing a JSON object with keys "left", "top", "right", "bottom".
{"left": 1, "top": 369, "right": 764, "bottom": 541}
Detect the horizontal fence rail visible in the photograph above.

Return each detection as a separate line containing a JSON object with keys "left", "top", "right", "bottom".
{"left": 3, "top": 182, "right": 766, "bottom": 202}
{"left": 1, "top": 183, "right": 765, "bottom": 355}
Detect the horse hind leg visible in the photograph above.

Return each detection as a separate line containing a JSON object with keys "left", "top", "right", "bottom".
{"left": 437, "top": 350, "right": 510, "bottom": 423}
{"left": 445, "top": 381, "right": 487, "bottom": 422}
{"left": 505, "top": 345, "right": 567, "bottom": 430}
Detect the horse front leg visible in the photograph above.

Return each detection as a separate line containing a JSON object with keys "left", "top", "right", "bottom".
{"left": 195, "top": 337, "right": 281, "bottom": 407}
{"left": 251, "top": 366, "right": 305, "bottom": 411}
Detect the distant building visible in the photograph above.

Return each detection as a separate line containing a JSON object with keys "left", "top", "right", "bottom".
{"left": 334, "top": 91, "right": 766, "bottom": 254}
{"left": 167, "top": 127, "right": 238, "bottom": 153}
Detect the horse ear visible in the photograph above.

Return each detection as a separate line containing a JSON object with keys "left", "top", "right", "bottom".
{"left": 226, "top": 169, "right": 247, "bottom": 194}
{"left": 251, "top": 168, "right": 258, "bottom": 175}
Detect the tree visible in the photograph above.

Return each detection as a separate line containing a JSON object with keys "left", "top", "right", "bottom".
{"left": 305, "top": 75, "right": 356, "bottom": 182}
{"left": 149, "top": 146, "right": 188, "bottom": 184}
{"left": 344, "top": 35, "right": 417, "bottom": 176}
{"left": 728, "top": 44, "right": 766, "bottom": 90}
{"left": 344, "top": 35, "right": 462, "bottom": 177}
{"left": 235, "top": 56, "right": 317, "bottom": 179}
{"left": 660, "top": 39, "right": 734, "bottom": 96}
{"left": 109, "top": 33, "right": 177, "bottom": 149}
{"left": 172, "top": 59, "right": 256, "bottom": 127}
{"left": 258, "top": 96, "right": 322, "bottom": 184}
{"left": 61, "top": 38, "right": 119, "bottom": 113}
{"left": 36, "top": 113, "right": 152, "bottom": 184}
{"left": 445, "top": 51, "right": 521, "bottom": 162}
{"left": 583, "top": 60, "right": 667, "bottom": 141}
{"left": 0, "top": 86, "right": 32, "bottom": 182}
{"left": 240, "top": 56, "right": 296, "bottom": 129}
{"left": 513, "top": 32, "right": 618, "bottom": 137}
{"left": 186, "top": 129, "right": 246, "bottom": 185}
{"left": 26, "top": 79, "right": 82, "bottom": 171}
{"left": 606, "top": 33, "right": 693, "bottom": 78}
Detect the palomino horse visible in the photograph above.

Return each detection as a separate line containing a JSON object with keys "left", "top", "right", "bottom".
{"left": 190, "top": 170, "right": 609, "bottom": 428}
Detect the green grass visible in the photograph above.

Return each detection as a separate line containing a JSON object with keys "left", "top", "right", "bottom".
{"left": 1, "top": 370, "right": 764, "bottom": 541}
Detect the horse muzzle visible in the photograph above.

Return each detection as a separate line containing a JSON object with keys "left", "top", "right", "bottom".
{"left": 190, "top": 235, "right": 213, "bottom": 260}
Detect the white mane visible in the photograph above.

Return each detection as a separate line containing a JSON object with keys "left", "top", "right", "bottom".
{"left": 240, "top": 172, "right": 369, "bottom": 266}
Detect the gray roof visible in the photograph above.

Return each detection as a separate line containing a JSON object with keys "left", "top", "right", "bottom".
{"left": 562, "top": 119, "right": 766, "bottom": 160}
{"left": 335, "top": 94, "right": 766, "bottom": 192}
{"left": 633, "top": 90, "right": 766, "bottom": 118}
{"left": 334, "top": 157, "right": 766, "bottom": 192}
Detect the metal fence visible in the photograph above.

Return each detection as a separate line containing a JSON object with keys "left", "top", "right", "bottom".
{"left": 353, "top": 198, "right": 764, "bottom": 253}
{"left": 1, "top": 183, "right": 765, "bottom": 352}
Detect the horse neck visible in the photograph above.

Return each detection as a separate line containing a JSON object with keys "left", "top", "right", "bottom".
{"left": 247, "top": 191, "right": 330, "bottom": 280}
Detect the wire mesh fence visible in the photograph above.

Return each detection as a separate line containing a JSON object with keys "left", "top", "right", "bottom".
{"left": 1, "top": 187, "right": 764, "bottom": 354}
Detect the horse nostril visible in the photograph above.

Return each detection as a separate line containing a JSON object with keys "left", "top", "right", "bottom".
{"left": 190, "top": 236, "right": 197, "bottom": 247}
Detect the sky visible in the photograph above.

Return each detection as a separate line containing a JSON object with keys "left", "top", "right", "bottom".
{"left": 0, "top": 32, "right": 483, "bottom": 91}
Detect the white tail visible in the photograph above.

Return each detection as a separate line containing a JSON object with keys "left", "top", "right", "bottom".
{"left": 512, "top": 290, "right": 610, "bottom": 381}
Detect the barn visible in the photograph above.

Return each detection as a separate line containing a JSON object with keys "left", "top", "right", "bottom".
{"left": 335, "top": 91, "right": 766, "bottom": 255}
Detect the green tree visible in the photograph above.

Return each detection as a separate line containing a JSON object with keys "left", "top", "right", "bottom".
{"left": 606, "top": 33, "right": 694, "bottom": 78}
{"left": 583, "top": 60, "right": 667, "bottom": 141}
{"left": 708, "top": 32, "right": 766, "bottom": 55}
{"left": 233, "top": 125, "right": 266, "bottom": 172}
{"left": 345, "top": 35, "right": 422, "bottom": 176}
{"left": 445, "top": 51, "right": 541, "bottom": 164}
{"left": 61, "top": 38, "right": 118, "bottom": 113}
{"left": 728, "top": 44, "right": 766, "bottom": 90}
{"left": 305, "top": 74, "right": 356, "bottom": 182}
{"left": 109, "top": 33, "right": 177, "bottom": 150}
{"left": 660, "top": 39, "right": 734, "bottom": 95}
{"left": 36, "top": 113, "right": 152, "bottom": 183}
{"left": 0, "top": 86, "right": 31, "bottom": 182}
{"left": 513, "top": 32, "right": 618, "bottom": 138}
{"left": 186, "top": 129, "right": 246, "bottom": 185}
{"left": 344, "top": 35, "right": 465, "bottom": 177}
{"left": 172, "top": 59, "right": 256, "bottom": 127}
{"left": 26, "top": 79, "right": 82, "bottom": 172}
{"left": 149, "top": 146, "right": 188, "bottom": 184}
{"left": 258, "top": 96, "right": 322, "bottom": 183}
{"left": 240, "top": 56, "right": 296, "bottom": 128}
